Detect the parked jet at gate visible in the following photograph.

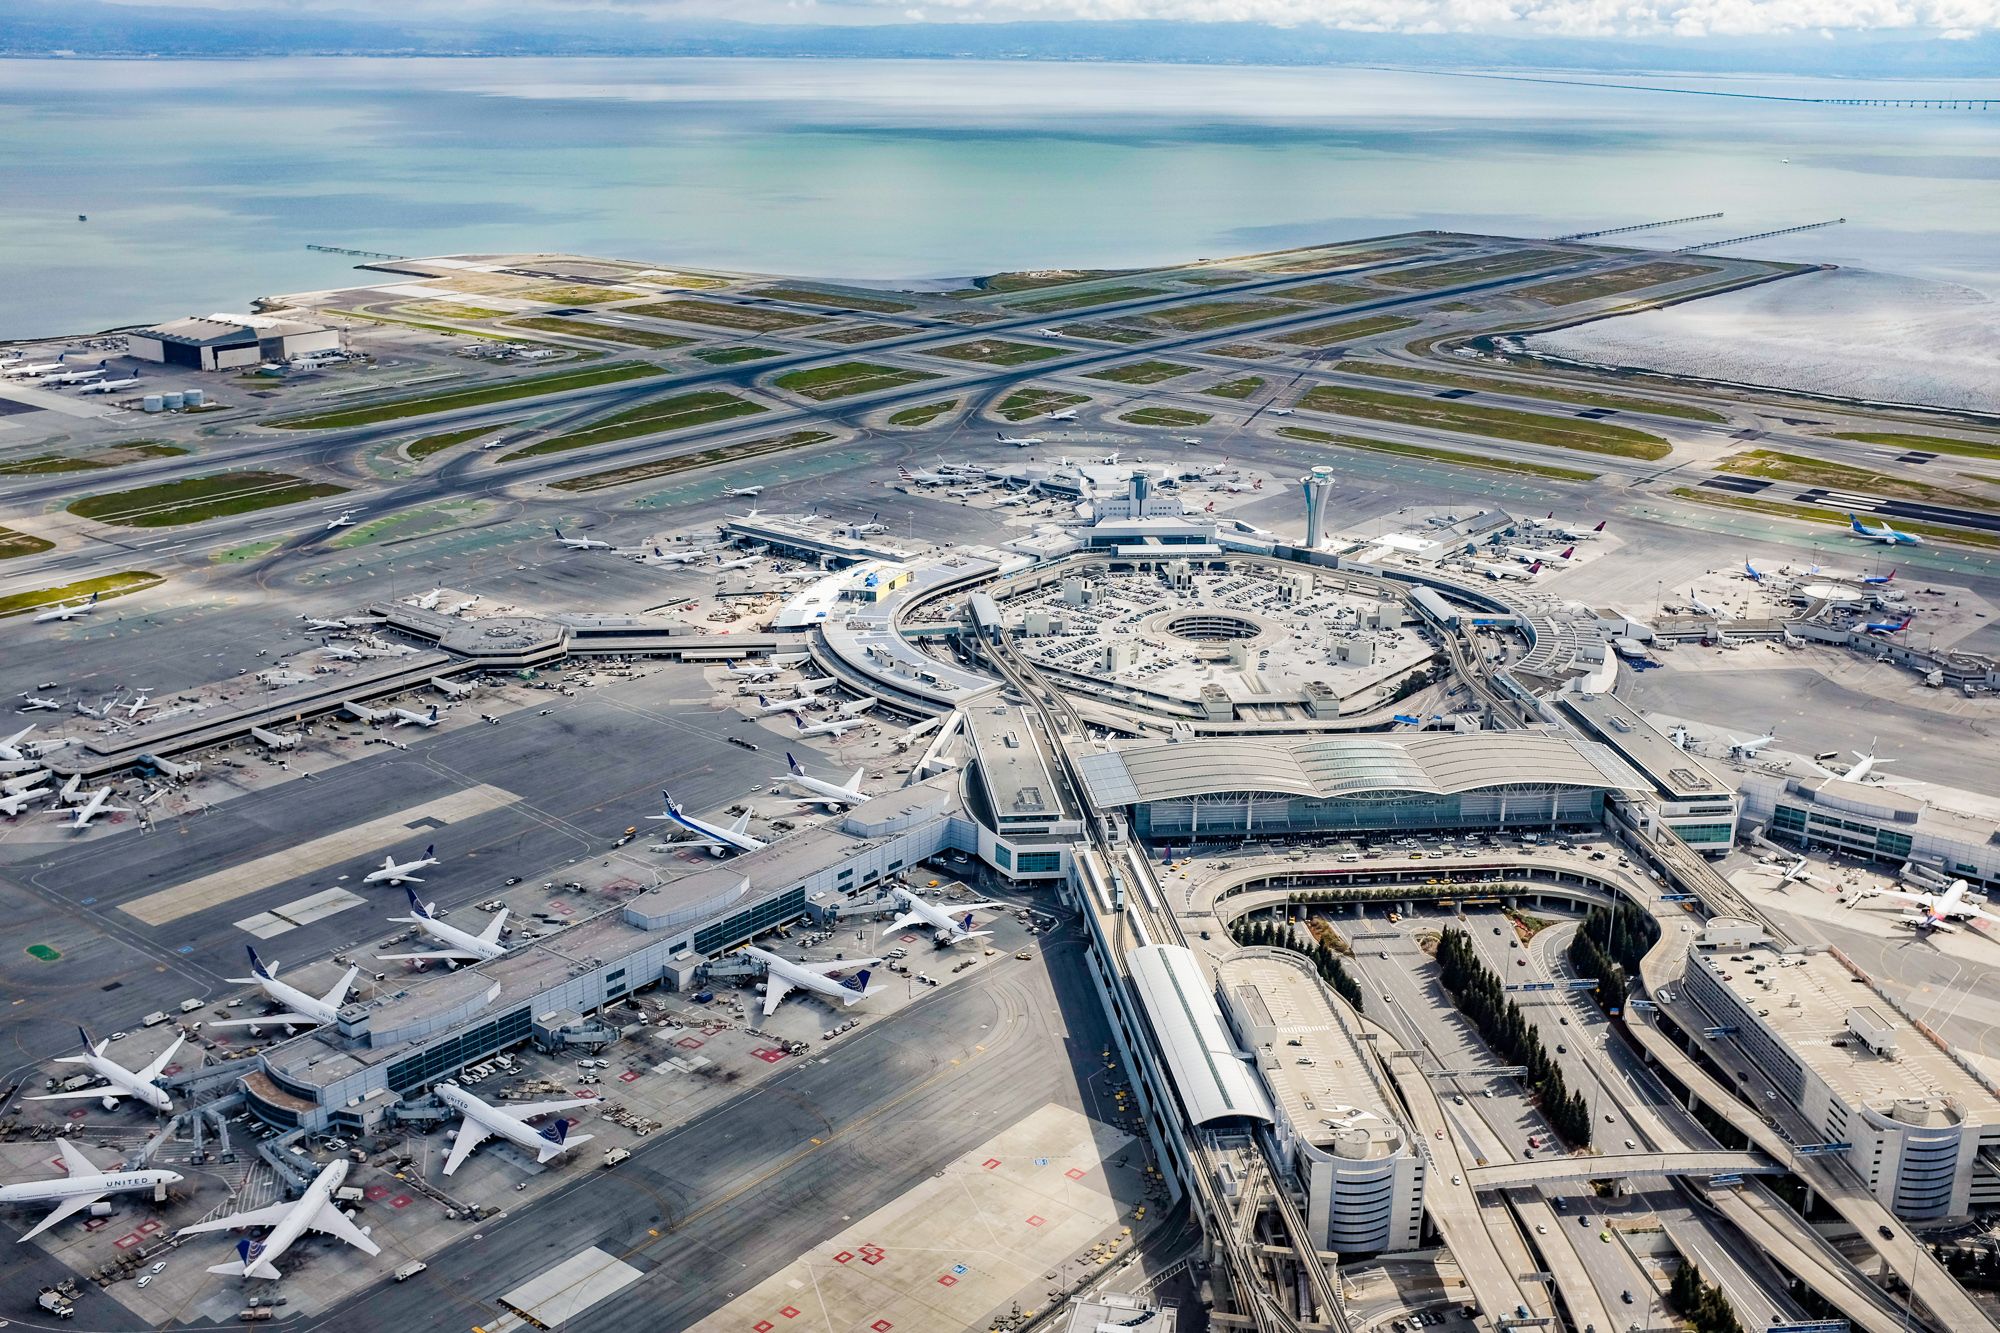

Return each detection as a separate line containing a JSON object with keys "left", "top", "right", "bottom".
{"left": 793, "top": 714, "right": 863, "bottom": 739}
{"left": 1, "top": 1139, "right": 183, "bottom": 1243}
{"left": 0, "top": 786, "right": 52, "bottom": 818}
{"left": 1863, "top": 614, "right": 1912, "bottom": 636}
{"left": 27, "top": 1027, "right": 182, "bottom": 1113}
{"left": 34, "top": 593, "right": 99, "bottom": 623}
{"left": 377, "top": 887, "right": 507, "bottom": 967}
{"left": 18, "top": 695, "right": 59, "bottom": 712}
{"left": 1728, "top": 730, "right": 1776, "bottom": 758}
{"left": 180, "top": 1159, "right": 378, "bottom": 1279}
{"left": 783, "top": 753, "right": 867, "bottom": 808}
{"left": 752, "top": 692, "right": 812, "bottom": 715}
{"left": 741, "top": 945, "right": 880, "bottom": 1016}
{"left": 723, "top": 659, "right": 788, "bottom": 682}
{"left": 391, "top": 704, "right": 441, "bottom": 728}
{"left": 65, "top": 786, "right": 130, "bottom": 830}
{"left": 208, "top": 948, "right": 358, "bottom": 1033}
{"left": 436, "top": 1082, "right": 594, "bottom": 1176}
{"left": 1864, "top": 879, "right": 2000, "bottom": 933}
{"left": 898, "top": 465, "right": 949, "bottom": 486}
{"left": 1849, "top": 514, "right": 1925, "bottom": 546}
{"left": 645, "top": 545, "right": 713, "bottom": 565}
{"left": 650, "top": 790, "right": 766, "bottom": 856}
{"left": 364, "top": 844, "right": 438, "bottom": 885}
{"left": 1860, "top": 568, "right": 1897, "bottom": 586}
{"left": 880, "top": 885, "right": 1001, "bottom": 946}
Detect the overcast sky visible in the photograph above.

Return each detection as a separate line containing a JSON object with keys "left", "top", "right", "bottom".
{"left": 78, "top": 0, "right": 2000, "bottom": 39}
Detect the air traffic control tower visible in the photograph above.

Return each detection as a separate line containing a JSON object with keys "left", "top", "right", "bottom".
{"left": 1301, "top": 466, "right": 1335, "bottom": 549}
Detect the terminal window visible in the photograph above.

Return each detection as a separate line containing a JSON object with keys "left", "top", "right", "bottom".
{"left": 1016, "top": 852, "right": 1064, "bottom": 874}
{"left": 694, "top": 886, "right": 807, "bottom": 955}
{"left": 387, "top": 1006, "right": 534, "bottom": 1094}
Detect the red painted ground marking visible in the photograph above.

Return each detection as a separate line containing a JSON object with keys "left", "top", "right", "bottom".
{"left": 858, "top": 1244, "right": 884, "bottom": 1256}
{"left": 365, "top": 1185, "right": 391, "bottom": 1200}
{"left": 114, "top": 1233, "right": 143, "bottom": 1250}
{"left": 66, "top": 1109, "right": 87, "bottom": 1121}
{"left": 83, "top": 1217, "right": 109, "bottom": 1232}
{"left": 618, "top": 1070, "right": 640, "bottom": 1083}
{"left": 161, "top": 1065, "right": 182, "bottom": 1076}
{"left": 780, "top": 1306, "right": 800, "bottom": 1318}
{"left": 754, "top": 1322, "right": 774, "bottom": 1332}
{"left": 861, "top": 1253, "right": 884, "bottom": 1265}
{"left": 937, "top": 1274, "right": 958, "bottom": 1287}
{"left": 135, "top": 1220, "right": 161, "bottom": 1235}
{"left": 573, "top": 1089, "right": 599, "bottom": 1099}
{"left": 677, "top": 1036, "right": 705, "bottom": 1050}
{"left": 1065, "top": 1167, "right": 1086, "bottom": 1180}
{"left": 1025, "top": 1215, "right": 1045, "bottom": 1227}
{"left": 603, "top": 877, "right": 640, "bottom": 894}
{"left": 547, "top": 900, "right": 574, "bottom": 916}
{"left": 752, "top": 1048, "right": 785, "bottom": 1063}
{"left": 389, "top": 1195, "right": 412, "bottom": 1209}
{"left": 871, "top": 1321, "right": 893, "bottom": 1331}
{"left": 832, "top": 1251, "right": 854, "bottom": 1264}
{"left": 982, "top": 1158, "right": 1001, "bottom": 1169}
{"left": 701, "top": 1023, "right": 728, "bottom": 1036}
{"left": 899, "top": 935, "right": 919, "bottom": 944}
{"left": 48, "top": 1155, "right": 68, "bottom": 1173}
{"left": 212, "top": 1035, "right": 231, "bottom": 1045}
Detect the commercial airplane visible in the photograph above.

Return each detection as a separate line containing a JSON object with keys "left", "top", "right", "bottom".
{"left": 391, "top": 704, "right": 441, "bottom": 728}
{"left": 1849, "top": 514, "right": 1924, "bottom": 546}
{"left": 363, "top": 844, "right": 439, "bottom": 885}
{"left": 1, "top": 1140, "right": 183, "bottom": 1244}
{"left": 880, "top": 885, "right": 1001, "bottom": 946}
{"left": 1769, "top": 857, "right": 1821, "bottom": 888}
{"left": 66, "top": 787, "right": 131, "bottom": 830}
{"left": 898, "top": 465, "right": 949, "bottom": 487}
{"left": 1, "top": 362, "right": 63, "bottom": 378}
{"left": 1863, "top": 614, "right": 1912, "bottom": 636}
{"left": 209, "top": 948, "right": 358, "bottom": 1034}
{"left": 1686, "top": 590, "right": 1721, "bottom": 617}
{"left": 793, "top": 713, "right": 863, "bottom": 739}
{"left": 1507, "top": 543, "right": 1575, "bottom": 565}
{"left": 18, "top": 695, "right": 60, "bottom": 712}
{"left": 723, "top": 659, "right": 789, "bottom": 682}
{"left": 1268, "top": 406, "right": 1294, "bottom": 416}
{"left": 650, "top": 790, "right": 766, "bottom": 856}
{"left": 551, "top": 526, "right": 611, "bottom": 551}
{"left": 724, "top": 484, "right": 765, "bottom": 498}
{"left": 33, "top": 593, "right": 99, "bottom": 623}
{"left": 38, "top": 368, "right": 105, "bottom": 386}
{"left": 1035, "top": 327, "right": 1065, "bottom": 337}
{"left": 1865, "top": 879, "right": 2000, "bottom": 933}
{"left": 0, "top": 725, "right": 37, "bottom": 762}
{"left": 783, "top": 753, "right": 867, "bottom": 808}
{"left": 741, "top": 945, "right": 879, "bottom": 1017}
{"left": 750, "top": 692, "right": 812, "bottom": 716}
{"left": 997, "top": 433, "right": 1044, "bottom": 447}
{"left": 1473, "top": 559, "right": 1542, "bottom": 582}
{"left": 843, "top": 513, "right": 888, "bottom": 535}
{"left": 27, "top": 1028, "right": 183, "bottom": 1113}
{"left": 408, "top": 588, "right": 443, "bottom": 611}
{"left": 1860, "top": 568, "right": 1897, "bottom": 586}
{"left": 77, "top": 377, "right": 142, "bottom": 395}
{"left": 1537, "top": 516, "right": 1606, "bottom": 541}
{"left": 120, "top": 691, "right": 155, "bottom": 718}
{"left": 179, "top": 1159, "right": 379, "bottom": 1279}
{"left": 325, "top": 510, "right": 359, "bottom": 531}
{"left": 378, "top": 888, "right": 508, "bottom": 967}
{"left": 644, "top": 544, "right": 713, "bottom": 565}
{"left": 0, "top": 786, "right": 52, "bottom": 818}
{"left": 1044, "top": 408, "right": 1078, "bottom": 421}
{"left": 1815, "top": 744, "right": 1892, "bottom": 784}
{"left": 1096, "top": 451, "right": 1121, "bottom": 465}
{"left": 1741, "top": 559, "right": 1764, "bottom": 583}
{"left": 435, "top": 1082, "right": 594, "bottom": 1176}
{"left": 1728, "top": 730, "right": 1776, "bottom": 758}
{"left": 713, "top": 553, "right": 762, "bottom": 572}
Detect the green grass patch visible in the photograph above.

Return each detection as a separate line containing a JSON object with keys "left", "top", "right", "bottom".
{"left": 1295, "top": 384, "right": 1669, "bottom": 460}
{"left": 1208, "top": 342, "right": 1281, "bottom": 359}
{"left": 70, "top": 472, "right": 349, "bottom": 527}
{"left": 689, "top": 346, "right": 784, "bottom": 365}
{"left": 964, "top": 268, "right": 1145, "bottom": 295}
{"left": 750, "top": 286, "right": 914, "bottom": 313}
{"left": 520, "top": 285, "right": 643, "bottom": 306}
{"left": 1512, "top": 261, "right": 1717, "bottom": 306}
{"left": 1084, "top": 360, "right": 1198, "bottom": 386}
{"left": 773, "top": 361, "right": 943, "bottom": 402}
{"left": 1136, "top": 299, "right": 1305, "bottom": 332}
{"left": 810, "top": 324, "right": 908, "bottom": 345}
{"left": 1718, "top": 448, "right": 2000, "bottom": 511}
{"left": 504, "top": 391, "right": 767, "bottom": 460}
{"left": 623, "top": 300, "right": 825, "bottom": 332}
{"left": 887, "top": 400, "right": 959, "bottom": 427}
{"left": 1280, "top": 281, "right": 1380, "bottom": 305}
{"left": 1121, "top": 407, "right": 1213, "bottom": 427}
{"left": 1829, "top": 431, "right": 2000, "bottom": 462}
{"left": 996, "top": 389, "right": 1090, "bottom": 422}
{"left": 1278, "top": 427, "right": 1600, "bottom": 482}
{"left": 1007, "top": 285, "right": 1168, "bottom": 314}
{"left": 0, "top": 526, "right": 54, "bottom": 559}
{"left": 1371, "top": 249, "right": 1573, "bottom": 291}
{"left": 550, "top": 430, "right": 835, "bottom": 494}
{"left": 407, "top": 426, "right": 496, "bottom": 461}
{"left": 503, "top": 317, "right": 695, "bottom": 350}
{"left": 632, "top": 269, "right": 728, "bottom": 290}
{"left": 330, "top": 500, "right": 486, "bottom": 548}
{"left": 922, "top": 339, "right": 1066, "bottom": 367}
{"left": 0, "top": 442, "right": 186, "bottom": 475}
{"left": 269, "top": 362, "right": 664, "bottom": 430}
{"left": 0, "top": 571, "right": 162, "bottom": 619}
{"left": 1343, "top": 361, "right": 1725, "bottom": 422}
{"left": 1271, "top": 315, "right": 1417, "bottom": 348}
{"left": 398, "top": 302, "right": 508, "bottom": 322}
{"left": 1202, "top": 377, "right": 1266, "bottom": 400}
{"left": 213, "top": 539, "right": 281, "bottom": 564}
{"left": 1053, "top": 322, "right": 1155, "bottom": 345}
{"left": 1670, "top": 487, "right": 2000, "bottom": 550}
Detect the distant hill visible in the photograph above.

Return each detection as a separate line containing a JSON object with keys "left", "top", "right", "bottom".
{"left": 3, "top": 2, "right": 1995, "bottom": 79}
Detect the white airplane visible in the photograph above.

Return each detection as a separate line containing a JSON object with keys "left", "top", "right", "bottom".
{"left": 713, "top": 553, "right": 762, "bottom": 572}
{"left": 752, "top": 693, "right": 813, "bottom": 716}
{"left": 37, "top": 369, "right": 105, "bottom": 386}
{"left": 0, "top": 786, "right": 52, "bottom": 818}
{"left": 1535, "top": 515, "right": 1605, "bottom": 541}
{"left": 649, "top": 789, "right": 766, "bottom": 857}
{"left": 644, "top": 544, "right": 713, "bottom": 566}
{"left": 1267, "top": 406, "right": 1294, "bottom": 416}
{"left": 1865, "top": 879, "right": 2000, "bottom": 933}
{"left": 18, "top": 696, "right": 60, "bottom": 712}
{"left": 179, "top": 1159, "right": 378, "bottom": 1280}
{"left": 77, "top": 377, "right": 142, "bottom": 395}
{"left": 1096, "top": 451, "right": 1121, "bottom": 465}
{"left": 27, "top": 1027, "right": 183, "bottom": 1113}
{"left": 1472, "top": 559, "right": 1542, "bottom": 582}
{"left": 794, "top": 714, "right": 863, "bottom": 739}
{"left": 119, "top": 691, "right": 155, "bottom": 718}
{"left": 997, "top": 432, "right": 1044, "bottom": 447}
{"left": 724, "top": 484, "right": 765, "bottom": 498}
{"left": 843, "top": 513, "right": 888, "bottom": 535}
{"left": 33, "top": 593, "right": 100, "bottom": 623}
{"left": 552, "top": 526, "right": 611, "bottom": 551}
{"left": 1849, "top": 513, "right": 1924, "bottom": 546}
{"left": 378, "top": 889, "right": 506, "bottom": 968}
{"left": 880, "top": 885, "right": 1001, "bottom": 946}
{"left": 1814, "top": 744, "right": 1892, "bottom": 784}
{"left": 741, "top": 945, "right": 880, "bottom": 1017}
{"left": 65, "top": 787, "right": 130, "bottom": 830}
{"left": 321, "top": 645, "right": 366, "bottom": 662}
{"left": 1044, "top": 408, "right": 1078, "bottom": 421}
{"left": 1, "top": 1138, "right": 183, "bottom": 1244}
{"left": 409, "top": 588, "right": 443, "bottom": 611}
{"left": 1035, "top": 327, "right": 1065, "bottom": 337}
{"left": 2, "top": 770, "right": 50, "bottom": 794}
{"left": 364, "top": 844, "right": 439, "bottom": 886}
{"left": 1507, "top": 543, "right": 1576, "bottom": 565}
{"left": 1686, "top": 589, "right": 1721, "bottom": 617}
{"left": 208, "top": 947, "right": 359, "bottom": 1033}
{"left": 325, "top": 510, "right": 360, "bottom": 530}
{"left": 898, "top": 465, "right": 949, "bottom": 486}
{"left": 722, "top": 659, "right": 790, "bottom": 682}
{"left": 1, "top": 362, "right": 63, "bottom": 378}
{"left": 783, "top": 752, "right": 866, "bottom": 808}
{"left": 0, "top": 725, "right": 38, "bottom": 761}
{"left": 391, "top": 704, "right": 441, "bottom": 728}
{"left": 435, "top": 1082, "right": 594, "bottom": 1176}
{"left": 1728, "top": 730, "right": 1776, "bottom": 758}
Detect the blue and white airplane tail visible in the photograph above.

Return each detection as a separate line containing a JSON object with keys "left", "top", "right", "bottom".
{"left": 533, "top": 1116, "right": 594, "bottom": 1162}
{"left": 404, "top": 885, "right": 434, "bottom": 919}
{"left": 210, "top": 1238, "right": 282, "bottom": 1281}
{"left": 840, "top": 968, "right": 873, "bottom": 998}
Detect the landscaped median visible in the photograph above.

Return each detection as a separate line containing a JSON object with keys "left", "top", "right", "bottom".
{"left": 771, "top": 362, "right": 942, "bottom": 402}
{"left": 69, "top": 472, "right": 349, "bottom": 527}
{"left": 1277, "top": 427, "right": 1600, "bottom": 483}
{"left": 0, "top": 526, "right": 55, "bottom": 559}
{"left": 0, "top": 442, "right": 187, "bottom": 475}
{"left": 502, "top": 391, "right": 768, "bottom": 461}
{"left": 1341, "top": 360, "right": 1725, "bottom": 423}
{"left": 1670, "top": 486, "right": 2000, "bottom": 551}
{"left": 266, "top": 362, "right": 666, "bottom": 430}
{"left": 549, "top": 430, "right": 835, "bottom": 493}
{"left": 0, "top": 571, "right": 162, "bottom": 618}
{"left": 1717, "top": 448, "right": 2000, "bottom": 511}
{"left": 1294, "top": 383, "right": 1670, "bottom": 460}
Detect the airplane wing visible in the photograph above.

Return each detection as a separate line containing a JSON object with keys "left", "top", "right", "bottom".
{"left": 26, "top": 1086, "right": 125, "bottom": 1103}
{"left": 846, "top": 768, "right": 865, "bottom": 791}
{"left": 443, "top": 1119, "right": 492, "bottom": 1176}
{"left": 53, "top": 1138, "right": 102, "bottom": 1178}
{"left": 320, "top": 964, "right": 360, "bottom": 1009}
{"left": 505, "top": 1097, "right": 596, "bottom": 1120}
{"left": 797, "top": 957, "right": 880, "bottom": 976}
{"left": 376, "top": 949, "right": 484, "bottom": 964}
{"left": 206, "top": 1013, "right": 321, "bottom": 1030}
{"left": 879, "top": 912, "right": 927, "bottom": 936}
{"left": 178, "top": 1201, "right": 296, "bottom": 1236}
{"left": 727, "top": 810, "right": 753, "bottom": 837}
{"left": 958, "top": 901, "right": 1003, "bottom": 912}
{"left": 19, "top": 1192, "right": 107, "bottom": 1243}
{"left": 761, "top": 976, "right": 794, "bottom": 1017}
{"left": 140, "top": 1035, "right": 186, "bottom": 1083}
{"left": 307, "top": 1200, "right": 381, "bottom": 1255}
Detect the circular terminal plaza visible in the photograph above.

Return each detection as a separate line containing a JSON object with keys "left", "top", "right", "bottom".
{"left": 981, "top": 556, "right": 1440, "bottom": 727}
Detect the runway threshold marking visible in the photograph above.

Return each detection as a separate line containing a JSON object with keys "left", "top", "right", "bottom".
{"left": 120, "top": 783, "right": 516, "bottom": 926}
